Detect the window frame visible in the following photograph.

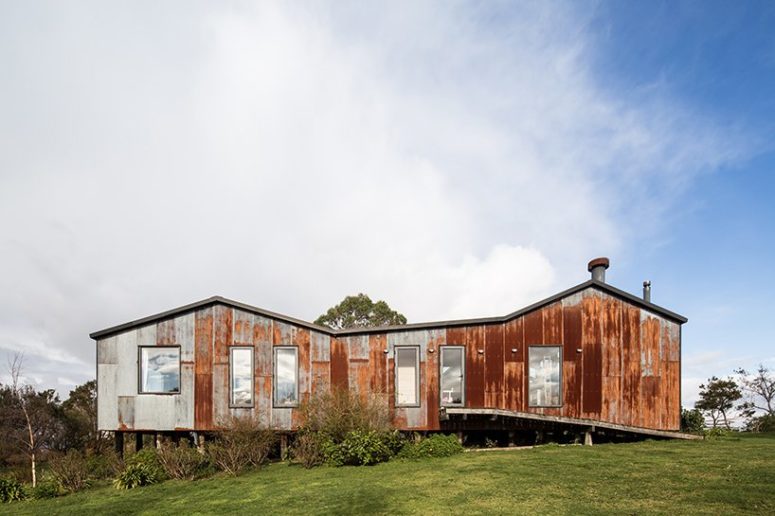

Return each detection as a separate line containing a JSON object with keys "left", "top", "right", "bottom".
{"left": 229, "top": 346, "right": 255, "bottom": 408}
{"left": 394, "top": 346, "right": 421, "bottom": 408}
{"left": 527, "top": 345, "right": 563, "bottom": 408}
{"left": 439, "top": 345, "right": 465, "bottom": 407}
{"left": 137, "top": 345, "right": 181, "bottom": 395}
{"left": 273, "top": 346, "right": 299, "bottom": 408}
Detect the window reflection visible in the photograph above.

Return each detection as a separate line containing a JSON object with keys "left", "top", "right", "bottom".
{"left": 440, "top": 347, "right": 464, "bottom": 406}
{"left": 231, "top": 347, "right": 253, "bottom": 407}
{"left": 396, "top": 347, "right": 418, "bottom": 406}
{"left": 140, "top": 347, "right": 180, "bottom": 393}
{"left": 528, "top": 347, "right": 561, "bottom": 407}
{"left": 274, "top": 347, "right": 298, "bottom": 406}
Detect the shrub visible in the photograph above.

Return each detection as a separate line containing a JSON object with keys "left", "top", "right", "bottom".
{"left": 157, "top": 441, "right": 210, "bottom": 480}
{"left": 324, "top": 430, "right": 395, "bottom": 466}
{"left": 125, "top": 447, "right": 166, "bottom": 480}
{"left": 207, "top": 416, "right": 276, "bottom": 476}
{"left": 398, "top": 434, "right": 463, "bottom": 459}
{"left": 31, "top": 481, "right": 60, "bottom": 499}
{"left": 113, "top": 463, "right": 160, "bottom": 489}
{"left": 681, "top": 408, "right": 705, "bottom": 434}
{"left": 703, "top": 427, "right": 730, "bottom": 440}
{"left": 299, "top": 388, "right": 392, "bottom": 442}
{"left": 49, "top": 450, "right": 91, "bottom": 493}
{"left": 291, "top": 432, "right": 326, "bottom": 469}
{"left": 86, "top": 449, "right": 122, "bottom": 480}
{"left": 0, "top": 476, "right": 26, "bottom": 503}
{"left": 292, "top": 388, "right": 398, "bottom": 467}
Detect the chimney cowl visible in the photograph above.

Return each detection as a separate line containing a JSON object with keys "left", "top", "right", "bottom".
{"left": 588, "top": 257, "right": 610, "bottom": 283}
{"left": 643, "top": 280, "right": 652, "bottom": 303}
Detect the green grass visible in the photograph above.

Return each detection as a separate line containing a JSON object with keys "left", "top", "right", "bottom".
{"left": 9, "top": 433, "right": 775, "bottom": 515}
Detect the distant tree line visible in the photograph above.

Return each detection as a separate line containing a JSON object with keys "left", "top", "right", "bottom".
{"left": 684, "top": 364, "right": 775, "bottom": 433}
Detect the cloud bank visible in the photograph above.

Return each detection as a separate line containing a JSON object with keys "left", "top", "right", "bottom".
{"left": 0, "top": 1, "right": 748, "bottom": 392}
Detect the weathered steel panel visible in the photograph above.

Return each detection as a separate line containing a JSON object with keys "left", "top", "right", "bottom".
{"left": 133, "top": 396, "right": 175, "bottom": 431}
{"left": 136, "top": 324, "right": 157, "bottom": 348}
{"left": 465, "top": 326, "right": 485, "bottom": 408}
{"left": 330, "top": 338, "right": 349, "bottom": 390}
{"left": 425, "top": 329, "right": 443, "bottom": 429}
{"left": 97, "top": 364, "right": 118, "bottom": 430}
{"left": 194, "top": 308, "right": 214, "bottom": 429}
{"left": 621, "top": 304, "right": 641, "bottom": 427}
{"left": 542, "top": 302, "right": 563, "bottom": 344}
{"left": 115, "top": 331, "right": 137, "bottom": 397}
{"left": 581, "top": 293, "right": 602, "bottom": 417}
{"left": 310, "top": 331, "right": 330, "bottom": 362}
{"left": 176, "top": 363, "right": 195, "bottom": 429}
{"left": 117, "top": 396, "right": 135, "bottom": 430}
{"left": 561, "top": 297, "right": 583, "bottom": 418}
{"left": 523, "top": 310, "right": 543, "bottom": 346}
{"left": 175, "top": 312, "right": 195, "bottom": 363}
{"left": 295, "top": 327, "right": 311, "bottom": 397}
{"left": 601, "top": 296, "right": 622, "bottom": 423}
{"left": 484, "top": 324, "right": 504, "bottom": 408}
{"left": 213, "top": 305, "right": 232, "bottom": 365}
{"left": 273, "top": 320, "right": 294, "bottom": 346}
{"left": 97, "top": 336, "right": 118, "bottom": 365}
{"left": 272, "top": 408, "right": 292, "bottom": 430}
{"left": 233, "top": 309, "right": 253, "bottom": 345}
{"left": 503, "top": 318, "right": 523, "bottom": 411}
{"left": 212, "top": 363, "right": 230, "bottom": 426}
{"left": 156, "top": 319, "right": 175, "bottom": 346}
{"left": 255, "top": 376, "right": 271, "bottom": 427}
{"left": 369, "top": 334, "right": 387, "bottom": 394}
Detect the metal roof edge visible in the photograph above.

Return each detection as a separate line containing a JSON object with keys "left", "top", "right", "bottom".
{"left": 89, "top": 281, "right": 687, "bottom": 340}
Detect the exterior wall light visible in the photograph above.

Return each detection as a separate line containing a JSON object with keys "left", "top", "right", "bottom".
{"left": 478, "top": 349, "right": 484, "bottom": 354}
{"left": 511, "top": 348, "right": 518, "bottom": 353}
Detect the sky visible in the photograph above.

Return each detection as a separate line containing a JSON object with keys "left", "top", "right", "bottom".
{"left": 1, "top": 1, "right": 774, "bottom": 416}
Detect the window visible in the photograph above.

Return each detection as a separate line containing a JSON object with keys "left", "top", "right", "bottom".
{"left": 139, "top": 346, "right": 180, "bottom": 394}
{"left": 274, "top": 347, "right": 298, "bottom": 407}
{"left": 230, "top": 347, "right": 254, "bottom": 407}
{"left": 395, "top": 346, "right": 419, "bottom": 407}
{"left": 440, "top": 346, "right": 465, "bottom": 406}
{"left": 528, "top": 346, "right": 562, "bottom": 407}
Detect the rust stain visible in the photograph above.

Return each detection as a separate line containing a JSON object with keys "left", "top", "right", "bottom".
{"left": 562, "top": 303, "right": 582, "bottom": 418}
{"left": 156, "top": 318, "right": 176, "bottom": 345}
{"left": 330, "top": 338, "right": 349, "bottom": 390}
{"left": 368, "top": 334, "right": 387, "bottom": 394}
{"left": 484, "top": 324, "right": 504, "bottom": 408}
{"left": 213, "top": 305, "right": 232, "bottom": 365}
{"left": 465, "top": 326, "right": 485, "bottom": 407}
{"left": 581, "top": 294, "right": 602, "bottom": 417}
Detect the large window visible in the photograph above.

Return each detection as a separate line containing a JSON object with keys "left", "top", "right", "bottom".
{"left": 230, "top": 347, "right": 254, "bottom": 407}
{"left": 528, "top": 346, "right": 561, "bottom": 407}
{"left": 395, "top": 347, "right": 419, "bottom": 407}
{"left": 440, "top": 346, "right": 464, "bottom": 406}
{"left": 139, "top": 346, "right": 180, "bottom": 394}
{"left": 274, "top": 347, "right": 298, "bottom": 407}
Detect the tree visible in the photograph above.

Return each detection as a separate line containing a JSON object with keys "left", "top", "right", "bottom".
{"left": 734, "top": 365, "right": 775, "bottom": 432}
{"left": 60, "top": 380, "right": 109, "bottom": 453}
{"left": 695, "top": 376, "right": 742, "bottom": 430}
{"left": 314, "top": 293, "right": 407, "bottom": 330}
{"left": 5, "top": 353, "right": 63, "bottom": 487}
{"left": 680, "top": 408, "right": 705, "bottom": 434}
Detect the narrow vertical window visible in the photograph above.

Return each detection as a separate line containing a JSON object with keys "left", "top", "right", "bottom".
{"left": 274, "top": 347, "right": 298, "bottom": 407}
{"left": 230, "top": 347, "right": 254, "bottom": 407}
{"left": 440, "top": 346, "right": 465, "bottom": 406}
{"left": 395, "top": 347, "right": 419, "bottom": 407}
{"left": 528, "top": 346, "right": 562, "bottom": 407}
{"left": 139, "top": 346, "right": 180, "bottom": 394}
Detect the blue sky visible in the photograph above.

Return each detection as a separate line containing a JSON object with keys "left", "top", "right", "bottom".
{"left": 0, "top": 1, "right": 773, "bottom": 413}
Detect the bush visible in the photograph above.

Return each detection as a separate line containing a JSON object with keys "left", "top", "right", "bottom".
{"left": 86, "top": 449, "right": 122, "bottom": 479}
{"left": 398, "top": 434, "right": 463, "bottom": 459}
{"left": 125, "top": 447, "right": 166, "bottom": 480}
{"left": 207, "top": 416, "right": 276, "bottom": 476}
{"left": 323, "top": 430, "right": 397, "bottom": 466}
{"left": 49, "top": 450, "right": 91, "bottom": 493}
{"left": 681, "top": 408, "right": 705, "bottom": 434}
{"left": 299, "top": 388, "right": 392, "bottom": 442}
{"left": 157, "top": 441, "right": 210, "bottom": 480}
{"left": 113, "top": 463, "right": 161, "bottom": 489}
{"left": 291, "top": 432, "right": 326, "bottom": 469}
{"left": 747, "top": 414, "right": 775, "bottom": 433}
{"left": 31, "top": 481, "right": 60, "bottom": 499}
{"left": 0, "top": 476, "right": 26, "bottom": 503}
{"left": 704, "top": 427, "right": 730, "bottom": 440}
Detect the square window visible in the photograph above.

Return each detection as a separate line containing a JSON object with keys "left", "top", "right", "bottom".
{"left": 274, "top": 347, "right": 298, "bottom": 407}
{"left": 139, "top": 346, "right": 180, "bottom": 394}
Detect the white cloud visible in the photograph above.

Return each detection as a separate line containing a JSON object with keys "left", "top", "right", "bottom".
{"left": 0, "top": 1, "right": 751, "bottom": 391}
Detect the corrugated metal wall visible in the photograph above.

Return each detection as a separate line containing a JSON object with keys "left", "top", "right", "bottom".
{"left": 96, "top": 287, "right": 681, "bottom": 433}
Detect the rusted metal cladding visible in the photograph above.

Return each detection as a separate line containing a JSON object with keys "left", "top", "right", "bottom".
{"left": 98, "top": 287, "right": 682, "bottom": 433}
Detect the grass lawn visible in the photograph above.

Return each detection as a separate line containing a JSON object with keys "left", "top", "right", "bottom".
{"left": 10, "top": 433, "right": 775, "bottom": 515}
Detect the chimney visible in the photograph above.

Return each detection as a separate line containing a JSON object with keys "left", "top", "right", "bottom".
{"left": 643, "top": 281, "right": 651, "bottom": 303}
{"left": 587, "top": 257, "right": 610, "bottom": 283}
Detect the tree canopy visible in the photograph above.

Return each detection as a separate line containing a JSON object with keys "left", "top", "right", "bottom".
{"left": 695, "top": 376, "right": 742, "bottom": 429}
{"left": 314, "top": 293, "right": 407, "bottom": 330}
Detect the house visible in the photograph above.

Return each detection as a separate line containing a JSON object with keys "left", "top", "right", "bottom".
{"left": 91, "top": 258, "right": 690, "bottom": 449}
